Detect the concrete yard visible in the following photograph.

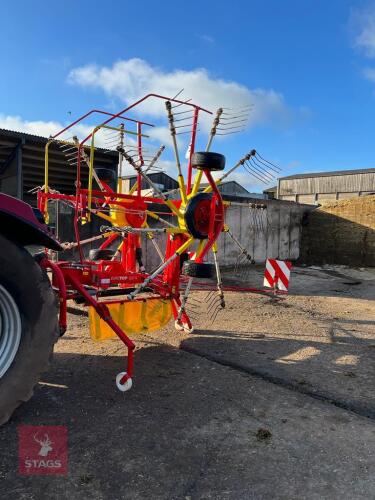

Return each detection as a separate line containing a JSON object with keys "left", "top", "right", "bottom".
{"left": 1, "top": 266, "right": 375, "bottom": 499}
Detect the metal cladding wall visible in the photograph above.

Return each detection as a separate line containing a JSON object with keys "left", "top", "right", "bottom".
{"left": 141, "top": 198, "right": 311, "bottom": 270}
{"left": 278, "top": 170, "right": 375, "bottom": 204}
{"left": 52, "top": 197, "right": 311, "bottom": 267}
{"left": 0, "top": 128, "right": 118, "bottom": 206}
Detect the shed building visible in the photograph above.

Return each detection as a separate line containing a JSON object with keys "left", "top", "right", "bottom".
{"left": 0, "top": 128, "right": 118, "bottom": 206}
{"left": 277, "top": 168, "right": 375, "bottom": 204}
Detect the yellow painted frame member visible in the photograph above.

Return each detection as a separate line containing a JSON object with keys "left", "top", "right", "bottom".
{"left": 89, "top": 297, "right": 173, "bottom": 340}
{"left": 43, "top": 138, "right": 90, "bottom": 222}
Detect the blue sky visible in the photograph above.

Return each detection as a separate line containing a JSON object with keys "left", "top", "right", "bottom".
{"left": 1, "top": 0, "right": 375, "bottom": 191}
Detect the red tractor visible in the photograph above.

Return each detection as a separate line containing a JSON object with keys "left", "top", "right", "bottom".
{"left": 0, "top": 194, "right": 61, "bottom": 425}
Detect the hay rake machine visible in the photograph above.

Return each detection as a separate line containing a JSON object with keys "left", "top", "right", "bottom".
{"left": 35, "top": 93, "right": 281, "bottom": 392}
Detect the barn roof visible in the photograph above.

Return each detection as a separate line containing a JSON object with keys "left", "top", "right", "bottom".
{"left": 280, "top": 168, "right": 375, "bottom": 181}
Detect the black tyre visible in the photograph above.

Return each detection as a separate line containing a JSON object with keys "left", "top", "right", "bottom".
{"left": 89, "top": 248, "right": 115, "bottom": 261}
{"left": 184, "top": 192, "right": 212, "bottom": 240}
{"left": 183, "top": 260, "right": 215, "bottom": 279}
{"left": 0, "top": 235, "right": 58, "bottom": 425}
{"left": 95, "top": 168, "right": 116, "bottom": 182}
{"left": 191, "top": 152, "right": 225, "bottom": 171}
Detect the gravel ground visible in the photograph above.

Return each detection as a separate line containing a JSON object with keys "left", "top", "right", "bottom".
{"left": 0, "top": 265, "right": 374, "bottom": 499}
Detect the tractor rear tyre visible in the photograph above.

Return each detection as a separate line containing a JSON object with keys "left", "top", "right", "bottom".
{"left": 0, "top": 235, "right": 58, "bottom": 425}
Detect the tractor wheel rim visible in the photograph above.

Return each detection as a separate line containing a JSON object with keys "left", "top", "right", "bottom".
{"left": 0, "top": 284, "right": 22, "bottom": 378}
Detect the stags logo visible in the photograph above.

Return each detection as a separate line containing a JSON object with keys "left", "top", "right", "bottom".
{"left": 18, "top": 426, "right": 68, "bottom": 475}
{"left": 34, "top": 432, "right": 53, "bottom": 457}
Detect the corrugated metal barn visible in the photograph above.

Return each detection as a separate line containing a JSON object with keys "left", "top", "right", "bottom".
{"left": 277, "top": 168, "right": 375, "bottom": 204}
{"left": 0, "top": 128, "right": 118, "bottom": 206}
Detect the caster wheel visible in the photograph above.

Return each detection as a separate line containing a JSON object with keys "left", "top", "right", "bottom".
{"left": 174, "top": 320, "right": 194, "bottom": 334}
{"left": 116, "top": 372, "right": 133, "bottom": 392}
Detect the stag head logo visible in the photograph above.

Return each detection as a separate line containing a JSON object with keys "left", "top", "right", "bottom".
{"left": 34, "top": 433, "right": 53, "bottom": 457}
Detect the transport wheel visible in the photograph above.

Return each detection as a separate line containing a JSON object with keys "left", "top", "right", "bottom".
{"left": 0, "top": 235, "right": 58, "bottom": 425}
{"left": 191, "top": 152, "right": 225, "bottom": 171}
{"left": 183, "top": 260, "right": 215, "bottom": 279}
{"left": 174, "top": 320, "right": 194, "bottom": 334}
{"left": 88, "top": 248, "right": 115, "bottom": 261}
{"left": 116, "top": 372, "right": 133, "bottom": 392}
{"left": 184, "top": 193, "right": 212, "bottom": 240}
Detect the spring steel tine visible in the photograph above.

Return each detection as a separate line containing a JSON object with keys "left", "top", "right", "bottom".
{"left": 253, "top": 208, "right": 261, "bottom": 234}
{"left": 211, "top": 305, "right": 222, "bottom": 323}
{"left": 227, "top": 228, "right": 254, "bottom": 264}
{"left": 176, "top": 129, "right": 200, "bottom": 136}
{"left": 206, "top": 291, "right": 218, "bottom": 307}
{"left": 220, "top": 113, "right": 250, "bottom": 120}
{"left": 102, "top": 132, "right": 119, "bottom": 140}
{"left": 260, "top": 209, "right": 266, "bottom": 233}
{"left": 255, "top": 152, "right": 282, "bottom": 172}
{"left": 256, "top": 207, "right": 263, "bottom": 233}
{"left": 64, "top": 150, "right": 79, "bottom": 157}
{"left": 176, "top": 277, "right": 194, "bottom": 324}
{"left": 173, "top": 123, "right": 195, "bottom": 129}
{"left": 253, "top": 155, "right": 281, "bottom": 176}
{"left": 206, "top": 293, "right": 223, "bottom": 322}
{"left": 243, "top": 162, "right": 268, "bottom": 184}
{"left": 189, "top": 298, "right": 202, "bottom": 307}
{"left": 60, "top": 145, "right": 76, "bottom": 152}
{"left": 208, "top": 302, "right": 221, "bottom": 320}
{"left": 173, "top": 114, "right": 194, "bottom": 122}
{"left": 249, "top": 158, "right": 275, "bottom": 182}
{"left": 172, "top": 88, "right": 185, "bottom": 100}
{"left": 246, "top": 160, "right": 273, "bottom": 182}
{"left": 173, "top": 109, "right": 195, "bottom": 116}
{"left": 171, "top": 98, "right": 192, "bottom": 109}
{"left": 251, "top": 155, "right": 277, "bottom": 175}
{"left": 104, "top": 139, "right": 121, "bottom": 146}
{"left": 205, "top": 293, "right": 217, "bottom": 310}
{"left": 218, "top": 119, "right": 248, "bottom": 126}
{"left": 217, "top": 126, "right": 245, "bottom": 132}
{"left": 250, "top": 158, "right": 275, "bottom": 182}
{"left": 216, "top": 130, "right": 245, "bottom": 136}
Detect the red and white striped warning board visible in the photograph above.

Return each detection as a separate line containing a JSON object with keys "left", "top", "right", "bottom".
{"left": 264, "top": 259, "right": 292, "bottom": 292}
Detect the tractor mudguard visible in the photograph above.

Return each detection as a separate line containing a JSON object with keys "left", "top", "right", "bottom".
{"left": 0, "top": 194, "right": 62, "bottom": 251}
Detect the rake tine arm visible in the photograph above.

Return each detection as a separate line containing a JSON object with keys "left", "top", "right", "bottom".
{"left": 176, "top": 277, "right": 194, "bottom": 323}
{"left": 226, "top": 228, "right": 254, "bottom": 264}
{"left": 206, "top": 107, "right": 223, "bottom": 151}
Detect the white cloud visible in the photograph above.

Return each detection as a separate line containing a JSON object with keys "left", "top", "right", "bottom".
{"left": 0, "top": 114, "right": 63, "bottom": 137}
{"left": 351, "top": 4, "right": 375, "bottom": 83}
{"left": 363, "top": 66, "right": 375, "bottom": 81}
{"left": 147, "top": 125, "right": 173, "bottom": 144}
{"left": 353, "top": 5, "right": 375, "bottom": 58}
{"left": 0, "top": 114, "right": 123, "bottom": 149}
{"left": 68, "top": 58, "right": 291, "bottom": 130}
